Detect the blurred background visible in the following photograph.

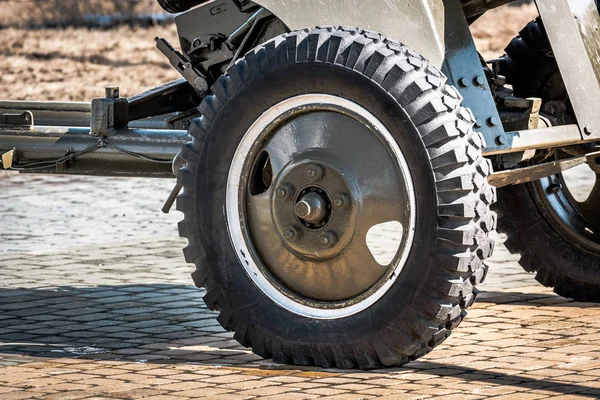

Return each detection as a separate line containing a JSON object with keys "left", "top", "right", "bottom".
{"left": 0, "top": 0, "right": 538, "bottom": 101}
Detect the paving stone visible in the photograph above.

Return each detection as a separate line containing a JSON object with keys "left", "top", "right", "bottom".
{"left": 1, "top": 172, "right": 600, "bottom": 399}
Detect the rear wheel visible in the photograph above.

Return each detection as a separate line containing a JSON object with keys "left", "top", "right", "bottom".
{"left": 497, "top": 17, "right": 600, "bottom": 302}
{"left": 177, "top": 27, "right": 496, "bottom": 368}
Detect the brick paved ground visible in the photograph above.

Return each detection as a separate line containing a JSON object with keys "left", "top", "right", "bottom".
{"left": 1, "top": 171, "right": 600, "bottom": 399}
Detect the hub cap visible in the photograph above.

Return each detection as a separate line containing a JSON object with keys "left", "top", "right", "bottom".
{"left": 226, "top": 94, "right": 416, "bottom": 319}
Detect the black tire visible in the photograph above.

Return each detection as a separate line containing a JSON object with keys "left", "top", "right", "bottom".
{"left": 496, "top": 16, "right": 600, "bottom": 302}
{"left": 497, "top": 184, "right": 600, "bottom": 302}
{"left": 177, "top": 27, "right": 496, "bottom": 369}
{"left": 501, "top": 17, "right": 567, "bottom": 104}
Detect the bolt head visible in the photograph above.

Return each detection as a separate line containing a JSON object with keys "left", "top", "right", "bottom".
{"left": 319, "top": 231, "right": 336, "bottom": 248}
{"left": 458, "top": 77, "right": 469, "bottom": 88}
{"left": 474, "top": 76, "right": 485, "bottom": 86}
{"left": 276, "top": 184, "right": 293, "bottom": 200}
{"left": 495, "top": 135, "right": 507, "bottom": 146}
{"left": 305, "top": 164, "right": 323, "bottom": 181}
{"left": 284, "top": 226, "right": 298, "bottom": 241}
{"left": 487, "top": 117, "right": 499, "bottom": 127}
{"left": 333, "top": 194, "right": 349, "bottom": 209}
{"left": 584, "top": 125, "right": 593, "bottom": 136}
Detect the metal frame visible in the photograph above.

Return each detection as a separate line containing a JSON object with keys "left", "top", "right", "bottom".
{"left": 252, "top": 0, "right": 505, "bottom": 152}
{"left": 536, "top": 0, "right": 600, "bottom": 140}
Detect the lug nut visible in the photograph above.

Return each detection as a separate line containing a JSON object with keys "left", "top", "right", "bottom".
{"left": 284, "top": 226, "right": 298, "bottom": 241}
{"left": 305, "top": 164, "right": 323, "bottom": 181}
{"left": 319, "top": 231, "right": 337, "bottom": 248}
{"left": 333, "top": 194, "right": 350, "bottom": 209}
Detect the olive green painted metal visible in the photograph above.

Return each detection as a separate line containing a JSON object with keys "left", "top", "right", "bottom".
{"left": 536, "top": 0, "right": 600, "bottom": 141}
{"left": 251, "top": 0, "right": 506, "bottom": 153}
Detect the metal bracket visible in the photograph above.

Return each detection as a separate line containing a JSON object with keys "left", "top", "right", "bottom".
{"left": 0, "top": 111, "right": 33, "bottom": 129}
{"left": 90, "top": 87, "right": 129, "bottom": 137}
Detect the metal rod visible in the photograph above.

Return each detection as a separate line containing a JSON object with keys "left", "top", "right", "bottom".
{"left": 0, "top": 126, "right": 189, "bottom": 178}
{"left": 482, "top": 125, "right": 589, "bottom": 156}
{"left": 0, "top": 100, "right": 177, "bottom": 129}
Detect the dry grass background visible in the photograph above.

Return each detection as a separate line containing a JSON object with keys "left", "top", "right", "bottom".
{"left": 0, "top": 0, "right": 164, "bottom": 27}
{"left": 0, "top": 2, "right": 538, "bottom": 101}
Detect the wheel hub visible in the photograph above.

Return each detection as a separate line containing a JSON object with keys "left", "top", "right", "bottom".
{"left": 228, "top": 94, "right": 416, "bottom": 314}
{"left": 295, "top": 191, "right": 328, "bottom": 224}
{"left": 271, "top": 157, "right": 357, "bottom": 261}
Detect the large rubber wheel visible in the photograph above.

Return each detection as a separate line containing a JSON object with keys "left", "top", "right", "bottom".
{"left": 497, "top": 17, "right": 600, "bottom": 302}
{"left": 177, "top": 27, "right": 496, "bottom": 369}
{"left": 501, "top": 17, "right": 567, "bottom": 104}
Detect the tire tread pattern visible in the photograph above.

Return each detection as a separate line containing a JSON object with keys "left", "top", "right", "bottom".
{"left": 177, "top": 27, "right": 496, "bottom": 369}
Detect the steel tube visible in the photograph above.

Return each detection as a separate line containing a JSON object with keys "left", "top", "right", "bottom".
{"left": 0, "top": 100, "right": 173, "bottom": 129}
{"left": 0, "top": 126, "right": 189, "bottom": 178}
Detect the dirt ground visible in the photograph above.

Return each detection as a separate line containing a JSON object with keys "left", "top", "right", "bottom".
{"left": 0, "top": 4, "right": 538, "bottom": 102}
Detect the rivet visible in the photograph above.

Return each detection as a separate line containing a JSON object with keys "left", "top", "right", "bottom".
{"left": 276, "top": 183, "right": 293, "bottom": 200}
{"left": 305, "top": 164, "right": 323, "bottom": 181}
{"left": 333, "top": 194, "right": 349, "bottom": 209}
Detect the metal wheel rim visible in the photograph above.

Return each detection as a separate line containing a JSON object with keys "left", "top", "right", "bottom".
{"left": 226, "top": 94, "right": 416, "bottom": 319}
{"left": 534, "top": 165, "right": 600, "bottom": 255}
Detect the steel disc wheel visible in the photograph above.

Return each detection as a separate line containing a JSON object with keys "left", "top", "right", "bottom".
{"left": 535, "top": 163, "right": 600, "bottom": 256}
{"left": 177, "top": 27, "right": 495, "bottom": 369}
{"left": 227, "top": 94, "right": 415, "bottom": 318}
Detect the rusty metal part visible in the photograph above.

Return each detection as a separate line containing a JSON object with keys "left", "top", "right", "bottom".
{"left": 488, "top": 156, "right": 588, "bottom": 188}
{"left": 0, "top": 126, "right": 189, "bottom": 177}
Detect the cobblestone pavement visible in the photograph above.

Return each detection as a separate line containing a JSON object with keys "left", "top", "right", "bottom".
{"left": 1, "top": 171, "right": 600, "bottom": 399}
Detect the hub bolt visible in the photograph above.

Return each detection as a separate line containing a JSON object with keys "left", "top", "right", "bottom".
{"left": 295, "top": 192, "right": 328, "bottom": 224}
{"left": 305, "top": 164, "right": 324, "bottom": 181}
{"left": 333, "top": 194, "right": 350, "bottom": 209}
{"left": 276, "top": 183, "right": 293, "bottom": 200}
{"left": 284, "top": 226, "right": 298, "bottom": 241}
{"left": 319, "top": 231, "right": 337, "bottom": 248}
